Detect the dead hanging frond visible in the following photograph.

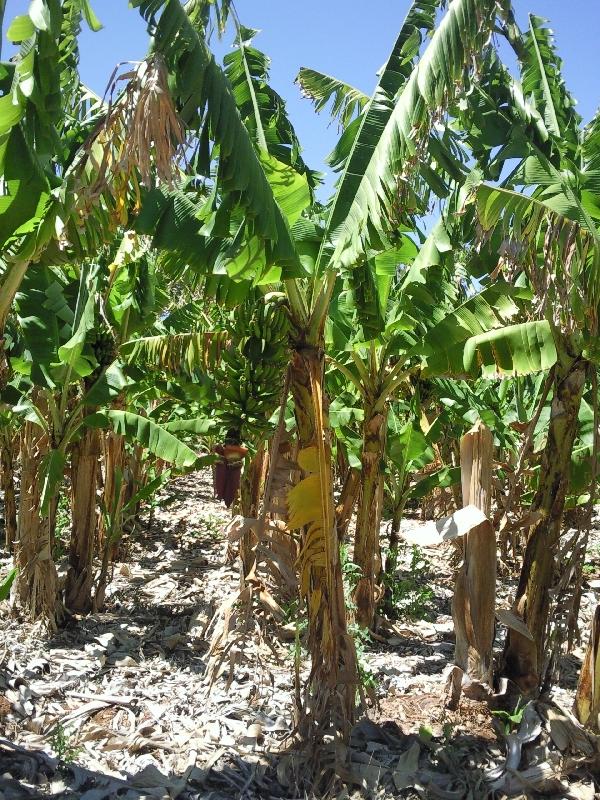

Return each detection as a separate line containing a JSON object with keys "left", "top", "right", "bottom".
{"left": 288, "top": 353, "right": 358, "bottom": 752}
{"left": 73, "top": 55, "right": 185, "bottom": 219}
{"left": 120, "top": 331, "right": 228, "bottom": 377}
{"left": 472, "top": 183, "right": 600, "bottom": 337}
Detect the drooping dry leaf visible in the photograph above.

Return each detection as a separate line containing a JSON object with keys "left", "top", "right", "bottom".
{"left": 496, "top": 608, "right": 534, "bottom": 640}
{"left": 402, "top": 504, "right": 489, "bottom": 546}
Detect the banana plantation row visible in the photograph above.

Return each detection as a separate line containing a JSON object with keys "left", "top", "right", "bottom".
{"left": 0, "top": 0, "right": 599, "bottom": 774}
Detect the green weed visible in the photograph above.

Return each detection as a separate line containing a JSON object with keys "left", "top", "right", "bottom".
{"left": 50, "top": 723, "right": 82, "bottom": 764}
{"left": 52, "top": 492, "right": 71, "bottom": 561}
{"left": 339, "top": 544, "right": 378, "bottom": 694}
{"left": 492, "top": 699, "right": 527, "bottom": 735}
{"left": 383, "top": 544, "right": 435, "bottom": 621}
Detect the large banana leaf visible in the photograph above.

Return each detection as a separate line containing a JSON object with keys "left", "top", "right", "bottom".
{"left": 14, "top": 267, "right": 60, "bottom": 388}
{"left": 121, "top": 331, "right": 226, "bottom": 377}
{"left": 418, "top": 282, "right": 530, "bottom": 376}
{"left": 131, "top": 0, "right": 303, "bottom": 276}
{"left": 387, "top": 413, "right": 435, "bottom": 479}
{"left": 224, "top": 28, "right": 316, "bottom": 190}
{"left": 83, "top": 409, "right": 213, "bottom": 470}
{"left": 0, "top": 128, "right": 50, "bottom": 249}
{"left": 474, "top": 182, "right": 600, "bottom": 316}
{"left": 462, "top": 320, "right": 557, "bottom": 378}
{"left": 520, "top": 15, "right": 580, "bottom": 153}
{"left": 163, "top": 418, "right": 216, "bottom": 435}
{"left": 296, "top": 68, "right": 368, "bottom": 130}
{"left": 318, "top": 0, "right": 497, "bottom": 273}
{"left": 56, "top": 266, "right": 99, "bottom": 379}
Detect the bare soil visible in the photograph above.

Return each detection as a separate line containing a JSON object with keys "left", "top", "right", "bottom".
{"left": 1, "top": 472, "right": 599, "bottom": 799}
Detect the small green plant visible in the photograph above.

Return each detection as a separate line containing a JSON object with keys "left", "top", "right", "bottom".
{"left": 50, "top": 723, "right": 82, "bottom": 764}
{"left": 383, "top": 543, "right": 435, "bottom": 620}
{"left": 349, "top": 622, "right": 378, "bottom": 695}
{"left": 281, "top": 596, "right": 305, "bottom": 627}
{"left": 0, "top": 567, "right": 17, "bottom": 601}
{"left": 52, "top": 491, "right": 71, "bottom": 560}
{"left": 201, "top": 514, "right": 224, "bottom": 539}
{"left": 419, "top": 724, "right": 434, "bottom": 742}
{"left": 442, "top": 721, "right": 455, "bottom": 741}
{"left": 339, "top": 543, "right": 361, "bottom": 612}
{"left": 492, "top": 699, "right": 527, "bottom": 735}
{"left": 338, "top": 545, "right": 378, "bottom": 695}
{"left": 583, "top": 541, "right": 600, "bottom": 576}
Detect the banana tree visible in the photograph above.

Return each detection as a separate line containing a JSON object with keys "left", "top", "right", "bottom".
{"left": 469, "top": 184, "right": 598, "bottom": 692}
{"left": 129, "top": 0, "right": 514, "bottom": 751}
{"left": 6, "top": 255, "right": 213, "bottom": 618}
{"left": 0, "top": 0, "right": 185, "bottom": 377}
{"left": 429, "top": 10, "right": 600, "bottom": 696}
{"left": 326, "top": 191, "right": 546, "bottom": 627}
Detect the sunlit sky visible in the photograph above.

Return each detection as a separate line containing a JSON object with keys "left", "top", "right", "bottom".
{"left": 3, "top": 0, "right": 600, "bottom": 194}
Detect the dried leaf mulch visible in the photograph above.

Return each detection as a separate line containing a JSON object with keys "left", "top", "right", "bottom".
{"left": 1, "top": 475, "right": 599, "bottom": 799}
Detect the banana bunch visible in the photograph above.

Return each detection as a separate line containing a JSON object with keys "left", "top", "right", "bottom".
{"left": 88, "top": 327, "right": 117, "bottom": 369}
{"left": 84, "top": 325, "right": 117, "bottom": 388}
{"left": 216, "top": 294, "right": 289, "bottom": 446}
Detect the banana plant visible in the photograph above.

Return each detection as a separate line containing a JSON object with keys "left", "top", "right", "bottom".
{"left": 5, "top": 253, "right": 214, "bottom": 617}
{"left": 0, "top": 0, "right": 184, "bottom": 373}
{"left": 325, "top": 201, "right": 543, "bottom": 628}
{"left": 126, "top": 0, "right": 520, "bottom": 747}
{"left": 450, "top": 11, "right": 600, "bottom": 692}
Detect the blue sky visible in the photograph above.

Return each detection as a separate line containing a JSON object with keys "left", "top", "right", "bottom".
{"left": 4, "top": 0, "right": 600, "bottom": 192}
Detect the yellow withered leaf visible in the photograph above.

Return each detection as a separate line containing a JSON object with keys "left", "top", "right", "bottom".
{"left": 298, "top": 522, "right": 326, "bottom": 595}
{"left": 297, "top": 446, "right": 319, "bottom": 474}
{"left": 309, "top": 587, "right": 322, "bottom": 618}
{"left": 288, "top": 474, "right": 322, "bottom": 530}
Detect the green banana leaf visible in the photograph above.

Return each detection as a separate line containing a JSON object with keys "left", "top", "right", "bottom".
{"left": 0, "top": 567, "right": 17, "bottom": 601}
{"left": 462, "top": 320, "right": 557, "bottom": 378}
{"left": 132, "top": 0, "right": 303, "bottom": 277}
{"left": 318, "top": 0, "right": 496, "bottom": 272}
{"left": 82, "top": 410, "right": 214, "bottom": 470}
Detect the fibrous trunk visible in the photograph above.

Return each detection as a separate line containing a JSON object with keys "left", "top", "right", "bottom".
{"left": 452, "top": 421, "right": 495, "bottom": 695}
{"left": 502, "top": 348, "right": 587, "bottom": 694}
{"left": 65, "top": 425, "right": 100, "bottom": 613}
{"left": 15, "top": 415, "right": 60, "bottom": 627}
{"left": 289, "top": 346, "right": 357, "bottom": 749}
{"left": 1, "top": 428, "right": 17, "bottom": 551}
{"left": 99, "top": 426, "right": 126, "bottom": 553}
{"left": 239, "top": 443, "right": 266, "bottom": 578}
{"left": 94, "top": 428, "right": 127, "bottom": 611}
{"left": 353, "top": 405, "right": 388, "bottom": 628}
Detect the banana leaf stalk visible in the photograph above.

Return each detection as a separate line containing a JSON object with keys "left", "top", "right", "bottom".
{"left": 353, "top": 405, "right": 388, "bottom": 628}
